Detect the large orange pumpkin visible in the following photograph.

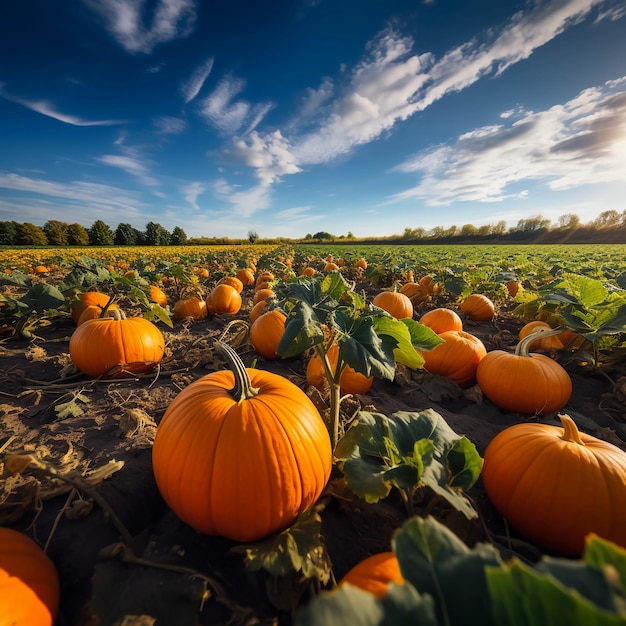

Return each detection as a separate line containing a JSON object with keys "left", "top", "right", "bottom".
{"left": 172, "top": 296, "right": 208, "bottom": 321}
{"left": 206, "top": 283, "right": 242, "bottom": 315}
{"left": 306, "top": 343, "right": 374, "bottom": 395}
{"left": 249, "top": 310, "right": 286, "bottom": 359}
{"left": 460, "top": 294, "right": 495, "bottom": 322}
{"left": 476, "top": 328, "right": 572, "bottom": 416}
{"left": 338, "top": 552, "right": 404, "bottom": 598}
{"left": 421, "top": 330, "right": 486, "bottom": 388}
{"left": 419, "top": 308, "right": 463, "bottom": 335}
{"left": 372, "top": 291, "right": 413, "bottom": 319}
{"left": 482, "top": 414, "right": 626, "bottom": 556}
{"left": 69, "top": 309, "right": 165, "bottom": 378}
{"left": 71, "top": 291, "right": 113, "bottom": 324}
{"left": 152, "top": 341, "right": 332, "bottom": 542}
{"left": 0, "top": 527, "right": 60, "bottom": 626}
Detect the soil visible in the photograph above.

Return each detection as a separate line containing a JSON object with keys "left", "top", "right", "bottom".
{"left": 1, "top": 288, "right": 625, "bottom": 626}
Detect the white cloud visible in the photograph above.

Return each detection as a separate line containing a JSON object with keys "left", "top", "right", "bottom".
{"left": 181, "top": 181, "right": 205, "bottom": 210}
{"left": 275, "top": 206, "right": 313, "bottom": 219}
{"left": 181, "top": 57, "right": 214, "bottom": 104}
{"left": 85, "top": 0, "right": 197, "bottom": 54}
{"left": 390, "top": 78, "right": 626, "bottom": 205}
{"left": 213, "top": 178, "right": 272, "bottom": 218}
{"left": 152, "top": 116, "right": 187, "bottom": 134}
{"left": 97, "top": 154, "right": 160, "bottom": 187}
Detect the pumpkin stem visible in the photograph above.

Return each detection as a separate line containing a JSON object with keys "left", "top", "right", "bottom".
{"left": 215, "top": 341, "right": 260, "bottom": 401}
{"left": 515, "top": 327, "right": 564, "bottom": 356}
{"left": 558, "top": 414, "right": 585, "bottom": 446}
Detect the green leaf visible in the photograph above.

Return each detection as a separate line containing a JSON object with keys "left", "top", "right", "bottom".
{"left": 584, "top": 534, "right": 626, "bottom": 599}
{"left": 399, "top": 318, "right": 445, "bottom": 351}
{"left": 394, "top": 516, "right": 501, "bottom": 626}
{"left": 21, "top": 283, "right": 66, "bottom": 314}
{"left": 278, "top": 300, "right": 325, "bottom": 358}
{"left": 0, "top": 271, "right": 32, "bottom": 287}
{"left": 144, "top": 303, "right": 174, "bottom": 328}
{"left": 373, "top": 317, "right": 424, "bottom": 370}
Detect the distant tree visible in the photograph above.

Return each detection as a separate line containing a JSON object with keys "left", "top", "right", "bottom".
{"left": 17, "top": 222, "right": 48, "bottom": 246}
{"left": 477, "top": 224, "right": 493, "bottom": 236}
{"left": 593, "top": 210, "right": 620, "bottom": 229}
{"left": 304, "top": 233, "right": 313, "bottom": 240}
{"left": 247, "top": 230, "right": 259, "bottom": 244}
{"left": 144, "top": 222, "right": 171, "bottom": 246}
{"left": 43, "top": 220, "right": 69, "bottom": 246}
{"left": 460, "top": 224, "right": 478, "bottom": 237}
{"left": 313, "top": 231, "right": 334, "bottom": 240}
{"left": 516, "top": 215, "right": 551, "bottom": 232}
{"left": 67, "top": 223, "right": 89, "bottom": 246}
{"left": 0, "top": 221, "right": 19, "bottom": 245}
{"left": 170, "top": 226, "right": 188, "bottom": 245}
{"left": 557, "top": 213, "right": 581, "bottom": 229}
{"left": 89, "top": 220, "right": 114, "bottom": 246}
{"left": 115, "top": 223, "right": 138, "bottom": 246}
{"left": 492, "top": 220, "right": 507, "bottom": 235}
{"left": 346, "top": 231, "right": 355, "bottom": 239}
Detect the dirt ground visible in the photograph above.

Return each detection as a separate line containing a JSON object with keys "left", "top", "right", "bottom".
{"left": 1, "top": 288, "right": 625, "bottom": 626}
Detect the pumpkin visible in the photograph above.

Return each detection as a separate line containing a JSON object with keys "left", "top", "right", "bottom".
{"left": 206, "top": 284, "right": 242, "bottom": 315}
{"left": 71, "top": 291, "right": 113, "bottom": 324}
{"left": 354, "top": 258, "right": 368, "bottom": 270}
{"left": 300, "top": 267, "right": 316, "bottom": 277}
{"left": 218, "top": 276, "right": 244, "bottom": 294}
{"left": 33, "top": 265, "right": 49, "bottom": 274}
{"left": 399, "top": 282, "right": 429, "bottom": 306}
{"left": 518, "top": 321, "right": 564, "bottom": 352}
{"left": 172, "top": 296, "right": 208, "bottom": 321}
{"left": 235, "top": 268, "right": 255, "bottom": 286}
{"left": 149, "top": 285, "right": 168, "bottom": 307}
{"left": 249, "top": 299, "right": 268, "bottom": 323}
{"left": 419, "top": 308, "right": 463, "bottom": 335}
{"left": 476, "top": 328, "right": 572, "bottom": 416}
{"left": 69, "top": 309, "right": 165, "bottom": 378}
{"left": 482, "top": 414, "right": 626, "bottom": 556}
{"left": 152, "top": 341, "right": 332, "bottom": 542}
{"left": 372, "top": 291, "right": 413, "bottom": 319}
{"left": 306, "top": 343, "right": 374, "bottom": 395}
{"left": 253, "top": 288, "right": 275, "bottom": 305}
{"left": 339, "top": 552, "right": 404, "bottom": 598}
{"left": 460, "top": 294, "right": 495, "bottom": 322}
{"left": 421, "top": 330, "right": 486, "bottom": 388}
{"left": 0, "top": 527, "right": 60, "bottom": 626}
{"left": 506, "top": 281, "right": 520, "bottom": 297}
{"left": 254, "top": 280, "right": 273, "bottom": 292}
{"left": 324, "top": 262, "right": 340, "bottom": 272}
{"left": 256, "top": 271, "right": 274, "bottom": 285}
{"left": 249, "top": 310, "right": 286, "bottom": 360}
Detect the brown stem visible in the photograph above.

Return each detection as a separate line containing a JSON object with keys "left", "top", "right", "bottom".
{"left": 515, "top": 327, "right": 565, "bottom": 356}
{"left": 214, "top": 341, "right": 259, "bottom": 401}
{"left": 558, "top": 414, "right": 585, "bottom": 446}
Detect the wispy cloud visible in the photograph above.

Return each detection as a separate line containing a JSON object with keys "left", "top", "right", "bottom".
{"left": 96, "top": 153, "right": 160, "bottom": 187}
{"left": 213, "top": 178, "right": 272, "bottom": 218}
{"left": 390, "top": 78, "right": 626, "bottom": 205}
{"left": 181, "top": 181, "right": 205, "bottom": 210}
{"left": 0, "top": 89, "right": 127, "bottom": 126}
{"left": 181, "top": 57, "right": 214, "bottom": 104}
{"left": 152, "top": 116, "right": 187, "bottom": 134}
{"left": 85, "top": 0, "right": 198, "bottom": 54}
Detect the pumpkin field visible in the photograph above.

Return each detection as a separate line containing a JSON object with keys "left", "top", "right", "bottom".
{"left": 1, "top": 242, "right": 626, "bottom": 626}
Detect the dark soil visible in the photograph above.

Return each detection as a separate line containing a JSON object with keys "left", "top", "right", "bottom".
{"left": 1, "top": 291, "right": 625, "bottom": 626}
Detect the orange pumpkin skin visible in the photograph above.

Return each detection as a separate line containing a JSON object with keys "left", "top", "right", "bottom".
{"left": 149, "top": 285, "right": 168, "bottom": 307}
{"left": 419, "top": 308, "right": 463, "bottom": 335}
{"left": 482, "top": 415, "right": 626, "bottom": 556}
{"left": 218, "top": 276, "right": 244, "bottom": 294}
{"left": 206, "top": 284, "right": 242, "bottom": 315}
{"left": 253, "top": 288, "right": 275, "bottom": 306}
{"left": 236, "top": 268, "right": 255, "bottom": 286}
{"left": 249, "top": 300, "right": 268, "bottom": 323}
{"left": 71, "top": 291, "right": 113, "bottom": 324}
{"left": 421, "top": 330, "right": 486, "bottom": 388}
{"left": 339, "top": 552, "right": 404, "bottom": 598}
{"left": 476, "top": 341, "right": 572, "bottom": 416}
{"left": 306, "top": 344, "right": 374, "bottom": 395}
{"left": 249, "top": 310, "right": 287, "bottom": 360}
{"left": 460, "top": 294, "right": 495, "bottom": 322}
{"left": 372, "top": 291, "right": 413, "bottom": 319}
{"left": 152, "top": 344, "right": 332, "bottom": 542}
{"left": 518, "top": 321, "right": 564, "bottom": 352}
{"left": 69, "top": 313, "right": 165, "bottom": 378}
{"left": 0, "top": 527, "right": 60, "bottom": 626}
{"left": 172, "top": 297, "right": 208, "bottom": 321}
{"left": 76, "top": 302, "right": 120, "bottom": 326}
{"left": 399, "top": 282, "right": 429, "bottom": 307}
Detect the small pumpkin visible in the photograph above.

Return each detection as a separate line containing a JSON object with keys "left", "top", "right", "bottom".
{"left": 372, "top": 291, "right": 413, "bottom": 319}
{"left": 69, "top": 309, "right": 165, "bottom": 378}
{"left": 236, "top": 268, "right": 255, "bottom": 286}
{"left": 324, "top": 262, "right": 340, "bottom": 272}
{"left": 420, "top": 330, "right": 486, "bottom": 388}
{"left": 218, "top": 276, "right": 244, "bottom": 294}
{"left": 206, "top": 283, "right": 242, "bottom": 315}
{"left": 249, "top": 310, "right": 287, "bottom": 360}
{"left": 71, "top": 291, "right": 113, "bottom": 324}
{"left": 306, "top": 343, "right": 374, "bottom": 395}
{"left": 476, "top": 328, "right": 572, "bottom": 416}
{"left": 506, "top": 281, "right": 520, "bottom": 297}
{"left": 172, "top": 296, "right": 208, "bottom": 321}
{"left": 460, "top": 294, "right": 495, "bottom": 322}
{"left": 419, "top": 308, "right": 463, "bottom": 335}
{"left": 354, "top": 258, "right": 368, "bottom": 270}
{"left": 149, "top": 285, "right": 168, "bottom": 307}
{"left": 399, "top": 282, "right": 429, "bottom": 306}
{"left": 300, "top": 267, "right": 316, "bottom": 277}
{"left": 253, "top": 288, "right": 275, "bottom": 305}
{"left": 518, "top": 321, "right": 564, "bottom": 352}
{"left": 249, "top": 299, "right": 268, "bottom": 323}
{"left": 256, "top": 271, "right": 274, "bottom": 285}
{"left": 339, "top": 552, "right": 404, "bottom": 598}
{"left": 0, "top": 527, "right": 60, "bottom": 626}
{"left": 152, "top": 341, "right": 332, "bottom": 542}
{"left": 482, "top": 414, "right": 626, "bottom": 556}
{"left": 76, "top": 302, "right": 120, "bottom": 325}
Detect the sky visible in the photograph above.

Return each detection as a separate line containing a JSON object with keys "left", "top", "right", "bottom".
{"left": 0, "top": 0, "right": 625, "bottom": 241}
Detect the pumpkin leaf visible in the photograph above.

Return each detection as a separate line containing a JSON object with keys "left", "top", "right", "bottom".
{"left": 232, "top": 506, "right": 331, "bottom": 584}
{"left": 372, "top": 317, "right": 423, "bottom": 370}
{"left": 54, "top": 392, "right": 90, "bottom": 420}
{"left": 0, "top": 270, "right": 32, "bottom": 287}
{"left": 20, "top": 283, "right": 66, "bottom": 314}
{"left": 278, "top": 300, "right": 326, "bottom": 358}
{"left": 143, "top": 302, "right": 174, "bottom": 328}
{"left": 584, "top": 534, "right": 626, "bottom": 598}
{"left": 334, "top": 410, "right": 482, "bottom": 517}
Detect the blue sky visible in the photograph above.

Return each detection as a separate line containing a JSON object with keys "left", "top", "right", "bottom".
{"left": 0, "top": 0, "right": 625, "bottom": 240}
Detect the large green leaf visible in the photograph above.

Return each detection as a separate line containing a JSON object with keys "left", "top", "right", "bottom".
{"left": 0, "top": 270, "right": 32, "bottom": 287}
{"left": 21, "top": 283, "right": 66, "bottom": 314}
{"left": 277, "top": 300, "right": 325, "bottom": 358}
{"left": 373, "top": 317, "right": 432, "bottom": 369}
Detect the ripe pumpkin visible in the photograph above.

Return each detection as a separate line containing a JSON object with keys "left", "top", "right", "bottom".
{"left": 399, "top": 282, "right": 429, "bottom": 307}
{"left": 339, "top": 552, "right": 404, "bottom": 598}
{"left": 306, "top": 343, "right": 374, "bottom": 395}
{"left": 372, "top": 291, "right": 413, "bottom": 319}
{"left": 149, "top": 285, "right": 168, "bottom": 307}
{"left": 249, "top": 299, "right": 268, "bottom": 323}
{"left": 249, "top": 310, "right": 286, "bottom": 360}
{"left": 218, "top": 276, "right": 244, "bottom": 294}
{"left": 253, "top": 288, "right": 275, "bottom": 305}
{"left": 419, "top": 308, "right": 463, "bottom": 335}
{"left": 421, "top": 330, "right": 486, "bottom": 388}
{"left": 482, "top": 414, "right": 626, "bottom": 556}
{"left": 506, "top": 281, "right": 521, "bottom": 297}
{"left": 236, "top": 268, "right": 255, "bottom": 286}
{"left": 476, "top": 328, "right": 572, "bottom": 416}
{"left": 206, "top": 284, "right": 242, "bottom": 315}
{"left": 324, "top": 262, "right": 340, "bottom": 272}
{"left": 71, "top": 291, "right": 113, "bottom": 324}
{"left": 354, "top": 258, "right": 368, "bottom": 270}
{"left": 518, "top": 321, "right": 564, "bottom": 352}
{"left": 256, "top": 271, "right": 274, "bottom": 285}
{"left": 300, "top": 267, "right": 316, "bottom": 277}
{"left": 460, "top": 294, "right": 495, "bottom": 322}
{"left": 172, "top": 296, "right": 208, "bottom": 321}
{"left": 69, "top": 309, "right": 165, "bottom": 378}
{"left": 152, "top": 341, "right": 332, "bottom": 542}
{"left": 0, "top": 527, "right": 60, "bottom": 626}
